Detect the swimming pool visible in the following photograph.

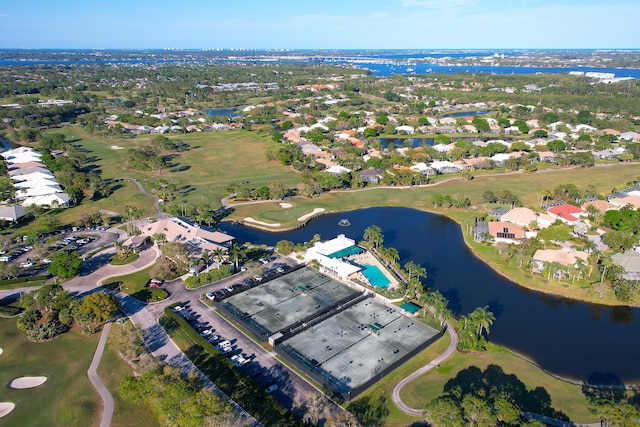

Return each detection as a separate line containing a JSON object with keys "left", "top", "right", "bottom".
{"left": 361, "top": 264, "right": 391, "bottom": 289}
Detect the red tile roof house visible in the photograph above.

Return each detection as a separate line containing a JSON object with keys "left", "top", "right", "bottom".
{"left": 547, "top": 204, "right": 588, "bottom": 224}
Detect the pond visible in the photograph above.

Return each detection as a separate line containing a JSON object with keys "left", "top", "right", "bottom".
{"left": 219, "top": 207, "right": 640, "bottom": 384}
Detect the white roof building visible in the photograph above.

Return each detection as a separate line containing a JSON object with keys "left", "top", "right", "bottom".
{"left": 23, "top": 193, "right": 70, "bottom": 207}
{"left": 305, "top": 234, "right": 362, "bottom": 281}
{"left": 430, "top": 160, "right": 463, "bottom": 173}
{"left": 11, "top": 171, "right": 55, "bottom": 182}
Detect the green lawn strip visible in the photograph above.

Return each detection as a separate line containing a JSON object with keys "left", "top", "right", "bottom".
{"left": 96, "top": 324, "right": 160, "bottom": 427}
{"left": 0, "top": 318, "right": 101, "bottom": 427}
{"left": 161, "top": 309, "right": 298, "bottom": 426}
{"left": 109, "top": 253, "right": 140, "bottom": 266}
{"left": 345, "top": 334, "right": 451, "bottom": 427}
{"left": 399, "top": 343, "right": 596, "bottom": 424}
{"left": 0, "top": 275, "right": 49, "bottom": 291}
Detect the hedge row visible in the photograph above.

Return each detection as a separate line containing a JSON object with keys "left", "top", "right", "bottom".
{"left": 0, "top": 275, "right": 49, "bottom": 286}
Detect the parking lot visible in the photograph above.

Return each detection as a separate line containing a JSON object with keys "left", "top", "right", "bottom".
{"left": 0, "top": 229, "right": 119, "bottom": 276}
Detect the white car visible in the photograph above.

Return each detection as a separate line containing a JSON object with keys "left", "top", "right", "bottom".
{"left": 20, "top": 261, "right": 33, "bottom": 268}
{"left": 205, "top": 292, "right": 215, "bottom": 301}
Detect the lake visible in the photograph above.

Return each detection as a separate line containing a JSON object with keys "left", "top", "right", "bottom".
{"left": 219, "top": 207, "right": 640, "bottom": 384}
{"left": 202, "top": 107, "right": 239, "bottom": 118}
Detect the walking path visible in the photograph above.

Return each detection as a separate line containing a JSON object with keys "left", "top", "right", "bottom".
{"left": 87, "top": 322, "right": 114, "bottom": 427}
{"left": 390, "top": 319, "right": 600, "bottom": 426}
{"left": 391, "top": 319, "right": 458, "bottom": 417}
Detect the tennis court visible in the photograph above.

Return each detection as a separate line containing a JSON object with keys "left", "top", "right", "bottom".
{"left": 221, "top": 267, "right": 360, "bottom": 336}
{"left": 277, "top": 298, "right": 440, "bottom": 397}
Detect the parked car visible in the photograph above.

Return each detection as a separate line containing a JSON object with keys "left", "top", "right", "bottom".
{"left": 205, "top": 292, "right": 216, "bottom": 301}
{"left": 20, "top": 261, "right": 34, "bottom": 268}
{"left": 265, "top": 384, "right": 278, "bottom": 394}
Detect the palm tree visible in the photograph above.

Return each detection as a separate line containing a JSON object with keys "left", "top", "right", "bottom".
{"left": 212, "top": 248, "right": 225, "bottom": 265}
{"left": 381, "top": 247, "right": 399, "bottom": 265}
{"left": 540, "top": 188, "right": 553, "bottom": 208}
{"left": 227, "top": 243, "right": 244, "bottom": 272}
{"left": 201, "top": 250, "right": 212, "bottom": 267}
{"left": 123, "top": 205, "right": 141, "bottom": 236}
{"left": 363, "top": 225, "right": 383, "bottom": 250}
{"left": 470, "top": 305, "right": 495, "bottom": 337}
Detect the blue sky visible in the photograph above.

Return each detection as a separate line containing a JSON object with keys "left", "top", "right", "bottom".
{"left": 1, "top": 0, "right": 638, "bottom": 49}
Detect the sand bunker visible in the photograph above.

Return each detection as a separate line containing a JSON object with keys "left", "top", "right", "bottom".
{"left": 279, "top": 203, "right": 293, "bottom": 209}
{"left": 0, "top": 348, "right": 3, "bottom": 356}
{"left": 9, "top": 376, "right": 47, "bottom": 389}
{"left": 243, "top": 217, "right": 281, "bottom": 227}
{"left": 110, "top": 145, "right": 124, "bottom": 150}
{"left": 0, "top": 402, "right": 15, "bottom": 418}
{"left": 297, "top": 208, "right": 325, "bottom": 222}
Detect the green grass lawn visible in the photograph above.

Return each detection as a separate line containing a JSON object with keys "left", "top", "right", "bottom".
{"left": 398, "top": 343, "right": 596, "bottom": 424}
{"left": 50, "top": 127, "right": 302, "bottom": 208}
{"left": 229, "top": 163, "right": 640, "bottom": 229}
{"left": 97, "top": 324, "right": 159, "bottom": 427}
{"left": 0, "top": 318, "right": 101, "bottom": 427}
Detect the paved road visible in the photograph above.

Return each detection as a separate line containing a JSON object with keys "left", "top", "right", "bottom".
{"left": 118, "top": 293, "right": 263, "bottom": 426}
{"left": 87, "top": 322, "right": 114, "bottom": 427}
{"left": 391, "top": 317, "right": 459, "bottom": 417}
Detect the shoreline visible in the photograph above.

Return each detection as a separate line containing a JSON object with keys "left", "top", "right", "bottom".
{"left": 225, "top": 204, "right": 635, "bottom": 309}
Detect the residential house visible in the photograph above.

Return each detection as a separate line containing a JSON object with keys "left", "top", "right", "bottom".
{"left": 608, "top": 195, "right": 640, "bottom": 210}
{"left": 23, "top": 192, "right": 70, "bottom": 207}
{"left": 547, "top": 204, "right": 588, "bottom": 224}
{"left": 395, "top": 125, "right": 415, "bottom": 134}
{"left": 582, "top": 199, "right": 618, "bottom": 213}
{"left": 325, "top": 165, "right": 351, "bottom": 176}
{"left": 620, "top": 132, "right": 640, "bottom": 141}
{"left": 592, "top": 148, "right": 625, "bottom": 160}
{"left": 500, "top": 207, "right": 555, "bottom": 230}
{"left": 532, "top": 249, "right": 589, "bottom": 275}
{"left": 360, "top": 168, "right": 384, "bottom": 184}
{"left": 537, "top": 151, "right": 557, "bottom": 162}
{"left": 430, "top": 161, "right": 463, "bottom": 174}
{"left": 487, "top": 221, "right": 526, "bottom": 244}
{"left": 611, "top": 249, "right": 640, "bottom": 281}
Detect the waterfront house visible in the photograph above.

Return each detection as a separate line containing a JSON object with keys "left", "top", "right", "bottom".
{"left": 611, "top": 249, "right": 640, "bottom": 281}
{"left": 532, "top": 249, "right": 589, "bottom": 276}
